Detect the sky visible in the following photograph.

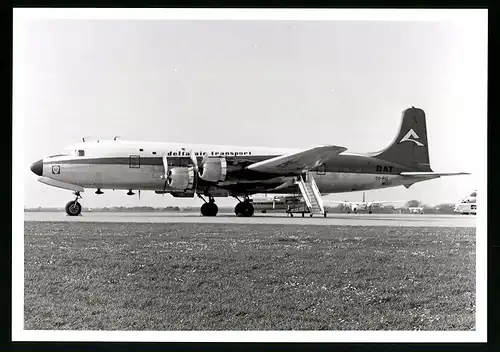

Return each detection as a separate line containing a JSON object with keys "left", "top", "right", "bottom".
{"left": 15, "top": 11, "right": 487, "bottom": 209}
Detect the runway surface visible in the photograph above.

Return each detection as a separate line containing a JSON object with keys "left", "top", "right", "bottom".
{"left": 24, "top": 211, "right": 476, "bottom": 227}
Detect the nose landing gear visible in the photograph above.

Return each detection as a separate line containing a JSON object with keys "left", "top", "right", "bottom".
{"left": 65, "top": 191, "right": 82, "bottom": 216}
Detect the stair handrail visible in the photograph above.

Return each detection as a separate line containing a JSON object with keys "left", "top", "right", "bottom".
{"left": 310, "top": 176, "right": 325, "bottom": 213}
{"left": 297, "top": 176, "right": 313, "bottom": 210}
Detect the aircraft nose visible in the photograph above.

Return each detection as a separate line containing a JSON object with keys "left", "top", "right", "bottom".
{"left": 30, "top": 159, "right": 43, "bottom": 176}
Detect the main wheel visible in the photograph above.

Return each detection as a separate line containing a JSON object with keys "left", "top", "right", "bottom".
{"left": 234, "top": 201, "right": 254, "bottom": 217}
{"left": 65, "top": 201, "right": 82, "bottom": 216}
{"left": 201, "top": 202, "right": 218, "bottom": 216}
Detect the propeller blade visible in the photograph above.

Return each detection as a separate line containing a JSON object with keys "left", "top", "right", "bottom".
{"left": 162, "top": 153, "right": 169, "bottom": 179}
{"left": 201, "top": 154, "right": 209, "bottom": 164}
{"left": 188, "top": 150, "right": 199, "bottom": 172}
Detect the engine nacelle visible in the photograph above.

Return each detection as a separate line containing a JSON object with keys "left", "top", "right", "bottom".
{"left": 167, "top": 167, "right": 195, "bottom": 190}
{"left": 199, "top": 157, "right": 227, "bottom": 183}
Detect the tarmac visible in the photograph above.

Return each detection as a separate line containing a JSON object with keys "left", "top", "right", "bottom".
{"left": 24, "top": 211, "right": 476, "bottom": 227}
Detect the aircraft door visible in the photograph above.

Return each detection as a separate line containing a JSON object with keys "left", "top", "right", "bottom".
{"left": 316, "top": 163, "right": 326, "bottom": 175}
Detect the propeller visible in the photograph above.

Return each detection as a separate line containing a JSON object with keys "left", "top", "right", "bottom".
{"left": 188, "top": 150, "right": 199, "bottom": 173}
{"left": 161, "top": 153, "right": 169, "bottom": 195}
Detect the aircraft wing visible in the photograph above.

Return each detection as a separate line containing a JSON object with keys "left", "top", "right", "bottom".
{"left": 246, "top": 145, "right": 347, "bottom": 175}
{"left": 325, "top": 200, "right": 351, "bottom": 205}
{"left": 369, "top": 200, "right": 407, "bottom": 205}
{"left": 401, "top": 172, "right": 470, "bottom": 177}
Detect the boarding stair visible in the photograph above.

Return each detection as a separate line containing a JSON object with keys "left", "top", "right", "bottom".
{"left": 294, "top": 173, "right": 327, "bottom": 217}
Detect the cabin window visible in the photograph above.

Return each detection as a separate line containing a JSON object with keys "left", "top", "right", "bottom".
{"left": 152, "top": 151, "right": 156, "bottom": 155}
{"left": 129, "top": 155, "right": 140, "bottom": 168}
{"left": 139, "top": 148, "right": 144, "bottom": 152}
{"left": 77, "top": 150, "right": 85, "bottom": 157}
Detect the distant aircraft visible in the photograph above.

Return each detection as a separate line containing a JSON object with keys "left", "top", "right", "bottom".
{"left": 326, "top": 192, "right": 406, "bottom": 214}
{"left": 435, "top": 190, "right": 477, "bottom": 215}
{"left": 30, "top": 107, "right": 469, "bottom": 217}
{"left": 408, "top": 207, "right": 425, "bottom": 214}
{"left": 451, "top": 190, "right": 477, "bottom": 215}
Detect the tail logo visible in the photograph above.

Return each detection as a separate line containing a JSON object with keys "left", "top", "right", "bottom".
{"left": 399, "top": 129, "right": 424, "bottom": 147}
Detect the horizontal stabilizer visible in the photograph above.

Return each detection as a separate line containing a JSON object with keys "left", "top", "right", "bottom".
{"left": 401, "top": 172, "right": 471, "bottom": 177}
{"left": 37, "top": 177, "right": 84, "bottom": 192}
{"left": 247, "top": 145, "right": 347, "bottom": 175}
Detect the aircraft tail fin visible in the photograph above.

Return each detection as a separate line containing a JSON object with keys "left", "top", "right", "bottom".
{"left": 372, "top": 107, "right": 433, "bottom": 172}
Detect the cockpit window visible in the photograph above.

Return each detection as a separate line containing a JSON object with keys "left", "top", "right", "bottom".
{"left": 77, "top": 150, "right": 85, "bottom": 156}
{"left": 470, "top": 192, "right": 477, "bottom": 197}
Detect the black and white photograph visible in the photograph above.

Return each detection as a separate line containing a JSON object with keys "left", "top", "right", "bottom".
{"left": 13, "top": 8, "right": 487, "bottom": 342}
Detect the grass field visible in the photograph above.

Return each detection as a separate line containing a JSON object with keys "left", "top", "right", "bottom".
{"left": 24, "top": 222, "right": 476, "bottom": 331}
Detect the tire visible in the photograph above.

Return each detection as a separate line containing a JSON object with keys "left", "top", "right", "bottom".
{"left": 234, "top": 202, "right": 244, "bottom": 216}
{"left": 201, "top": 202, "right": 218, "bottom": 216}
{"left": 235, "top": 202, "right": 254, "bottom": 217}
{"left": 65, "top": 201, "right": 82, "bottom": 216}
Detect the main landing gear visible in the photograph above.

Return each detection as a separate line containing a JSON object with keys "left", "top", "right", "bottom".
{"left": 198, "top": 194, "right": 218, "bottom": 217}
{"left": 197, "top": 194, "right": 255, "bottom": 217}
{"left": 65, "top": 191, "right": 82, "bottom": 216}
{"left": 234, "top": 196, "right": 254, "bottom": 217}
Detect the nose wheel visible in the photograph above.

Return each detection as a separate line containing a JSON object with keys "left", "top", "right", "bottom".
{"left": 65, "top": 191, "right": 82, "bottom": 216}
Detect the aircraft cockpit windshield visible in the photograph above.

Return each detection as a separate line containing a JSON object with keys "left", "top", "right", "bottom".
{"left": 470, "top": 191, "right": 477, "bottom": 197}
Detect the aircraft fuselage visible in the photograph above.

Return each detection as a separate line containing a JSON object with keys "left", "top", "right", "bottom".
{"left": 35, "top": 140, "right": 435, "bottom": 196}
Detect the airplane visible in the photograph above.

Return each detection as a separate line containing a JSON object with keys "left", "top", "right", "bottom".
{"left": 442, "top": 190, "right": 477, "bottom": 215}
{"left": 325, "top": 192, "right": 406, "bottom": 214}
{"left": 408, "top": 206, "right": 425, "bottom": 214}
{"left": 29, "top": 107, "right": 470, "bottom": 217}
